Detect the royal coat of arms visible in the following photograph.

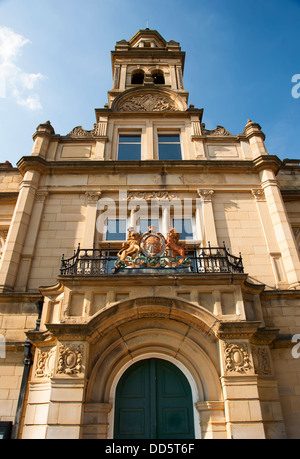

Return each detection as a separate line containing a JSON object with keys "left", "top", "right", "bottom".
{"left": 140, "top": 231, "right": 166, "bottom": 258}
{"left": 115, "top": 227, "right": 191, "bottom": 270}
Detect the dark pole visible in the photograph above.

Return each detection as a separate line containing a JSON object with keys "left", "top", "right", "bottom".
{"left": 11, "top": 300, "right": 43, "bottom": 439}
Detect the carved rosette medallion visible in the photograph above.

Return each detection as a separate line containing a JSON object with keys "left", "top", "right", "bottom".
{"left": 223, "top": 342, "right": 253, "bottom": 374}
{"left": 57, "top": 344, "right": 84, "bottom": 376}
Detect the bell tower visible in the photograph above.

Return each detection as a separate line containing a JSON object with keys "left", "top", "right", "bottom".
{"left": 108, "top": 29, "right": 189, "bottom": 108}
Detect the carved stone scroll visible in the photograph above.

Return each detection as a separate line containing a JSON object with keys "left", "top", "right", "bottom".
{"left": 67, "top": 124, "right": 99, "bottom": 138}
{"left": 202, "top": 124, "right": 232, "bottom": 137}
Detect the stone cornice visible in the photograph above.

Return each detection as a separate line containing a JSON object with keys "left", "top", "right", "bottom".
{"left": 215, "top": 321, "right": 262, "bottom": 340}
{"left": 56, "top": 273, "right": 249, "bottom": 289}
{"left": 0, "top": 291, "right": 43, "bottom": 303}
{"left": 253, "top": 155, "right": 282, "bottom": 175}
{"left": 16, "top": 155, "right": 283, "bottom": 177}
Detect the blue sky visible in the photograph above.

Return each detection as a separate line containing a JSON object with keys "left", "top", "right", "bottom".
{"left": 0, "top": 0, "right": 300, "bottom": 166}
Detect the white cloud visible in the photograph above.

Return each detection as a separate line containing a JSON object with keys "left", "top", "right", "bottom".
{"left": 0, "top": 26, "right": 44, "bottom": 110}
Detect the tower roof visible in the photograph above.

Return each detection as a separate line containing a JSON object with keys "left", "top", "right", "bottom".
{"left": 114, "top": 29, "right": 181, "bottom": 52}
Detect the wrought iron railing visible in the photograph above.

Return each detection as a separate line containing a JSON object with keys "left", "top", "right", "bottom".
{"left": 59, "top": 243, "right": 244, "bottom": 276}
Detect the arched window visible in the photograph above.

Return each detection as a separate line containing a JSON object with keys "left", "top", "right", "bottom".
{"left": 152, "top": 70, "right": 165, "bottom": 85}
{"left": 131, "top": 70, "right": 145, "bottom": 85}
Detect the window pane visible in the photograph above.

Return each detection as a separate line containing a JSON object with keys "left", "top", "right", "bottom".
{"left": 173, "top": 219, "right": 193, "bottom": 240}
{"left": 159, "top": 143, "right": 182, "bottom": 160}
{"left": 158, "top": 134, "right": 180, "bottom": 143}
{"left": 118, "top": 144, "right": 141, "bottom": 160}
{"left": 119, "top": 135, "right": 141, "bottom": 144}
{"left": 139, "top": 219, "right": 159, "bottom": 234}
{"left": 106, "top": 219, "right": 127, "bottom": 240}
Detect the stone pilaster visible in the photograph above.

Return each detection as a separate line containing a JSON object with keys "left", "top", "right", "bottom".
{"left": 197, "top": 189, "right": 218, "bottom": 246}
{"left": 195, "top": 401, "right": 226, "bottom": 439}
{"left": 0, "top": 170, "right": 41, "bottom": 292}
{"left": 22, "top": 340, "right": 87, "bottom": 439}
{"left": 260, "top": 168, "right": 300, "bottom": 288}
{"left": 15, "top": 191, "right": 48, "bottom": 291}
{"left": 82, "top": 192, "right": 101, "bottom": 248}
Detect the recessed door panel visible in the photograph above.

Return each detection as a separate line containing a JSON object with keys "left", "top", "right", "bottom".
{"left": 114, "top": 359, "right": 195, "bottom": 439}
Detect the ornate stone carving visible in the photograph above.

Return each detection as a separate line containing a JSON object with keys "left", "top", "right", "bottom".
{"left": 223, "top": 342, "right": 252, "bottom": 374}
{"left": 85, "top": 191, "right": 101, "bottom": 204}
{"left": 57, "top": 344, "right": 83, "bottom": 375}
{"left": 115, "top": 227, "right": 191, "bottom": 270}
{"left": 67, "top": 124, "right": 99, "bottom": 138}
{"left": 197, "top": 189, "right": 214, "bottom": 202}
{"left": 127, "top": 191, "right": 177, "bottom": 201}
{"left": 201, "top": 124, "right": 232, "bottom": 136}
{"left": 251, "top": 189, "right": 266, "bottom": 202}
{"left": 251, "top": 345, "right": 272, "bottom": 376}
{"left": 35, "top": 347, "right": 56, "bottom": 379}
{"left": 118, "top": 94, "right": 179, "bottom": 112}
{"left": 35, "top": 191, "right": 48, "bottom": 203}
{"left": 0, "top": 230, "right": 8, "bottom": 241}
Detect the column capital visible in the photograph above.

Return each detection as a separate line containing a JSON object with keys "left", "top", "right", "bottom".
{"left": 85, "top": 191, "right": 101, "bottom": 204}
{"left": 251, "top": 188, "right": 266, "bottom": 201}
{"left": 197, "top": 189, "right": 214, "bottom": 201}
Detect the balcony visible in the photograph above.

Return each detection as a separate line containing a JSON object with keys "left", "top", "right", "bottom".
{"left": 59, "top": 243, "right": 244, "bottom": 276}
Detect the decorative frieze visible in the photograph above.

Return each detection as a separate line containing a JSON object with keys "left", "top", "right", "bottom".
{"left": 127, "top": 191, "right": 177, "bottom": 201}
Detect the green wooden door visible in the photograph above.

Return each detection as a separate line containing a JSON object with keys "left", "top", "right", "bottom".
{"left": 114, "top": 359, "right": 195, "bottom": 439}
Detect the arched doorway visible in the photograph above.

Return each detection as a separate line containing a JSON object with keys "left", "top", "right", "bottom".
{"left": 114, "top": 358, "right": 195, "bottom": 439}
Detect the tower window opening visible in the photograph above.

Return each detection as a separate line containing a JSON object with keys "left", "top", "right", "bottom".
{"left": 152, "top": 71, "right": 165, "bottom": 85}
{"left": 131, "top": 71, "right": 145, "bottom": 85}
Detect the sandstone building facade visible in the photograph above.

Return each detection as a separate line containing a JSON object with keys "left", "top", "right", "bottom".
{"left": 0, "top": 29, "right": 300, "bottom": 439}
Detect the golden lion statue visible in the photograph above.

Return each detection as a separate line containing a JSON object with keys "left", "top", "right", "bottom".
{"left": 117, "top": 229, "right": 142, "bottom": 262}
{"left": 166, "top": 228, "right": 187, "bottom": 258}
